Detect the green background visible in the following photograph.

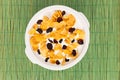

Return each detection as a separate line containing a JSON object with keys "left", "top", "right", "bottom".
{"left": 0, "top": 0, "right": 119, "bottom": 80}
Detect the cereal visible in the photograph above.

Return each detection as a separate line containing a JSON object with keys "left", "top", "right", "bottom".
{"left": 28, "top": 28, "right": 36, "bottom": 35}
{"left": 29, "top": 10, "right": 85, "bottom": 65}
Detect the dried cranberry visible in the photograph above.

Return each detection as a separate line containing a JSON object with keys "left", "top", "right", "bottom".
{"left": 56, "top": 60, "right": 60, "bottom": 65}
{"left": 71, "top": 39, "right": 75, "bottom": 43}
{"left": 54, "top": 39, "right": 58, "bottom": 43}
{"left": 45, "top": 57, "right": 49, "bottom": 62}
{"left": 48, "top": 39, "right": 53, "bottom": 43}
{"left": 57, "top": 17, "right": 63, "bottom": 23}
{"left": 37, "top": 20, "right": 43, "bottom": 24}
{"left": 47, "top": 43, "right": 53, "bottom": 50}
{"left": 77, "top": 39, "right": 84, "bottom": 44}
{"left": 37, "top": 49, "right": 41, "bottom": 55}
{"left": 46, "top": 27, "right": 53, "bottom": 33}
{"left": 62, "top": 45, "right": 67, "bottom": 49}
{"left": 62, "top": 11, "right": 66, "bottom": 16}
{"left": 65, "top": 58, "right": 69, "bottom": 62}
{"left": 72, "top": 50, "right": 76, "bottom": 56}
{"left": 69, "top": 28, "right": 75, "bottom": 33}
{"left": 36, "top": 28, "right": 43, "bottom": 34}
{"left": 59, "top": 39, "right": 63, "bottom": 43}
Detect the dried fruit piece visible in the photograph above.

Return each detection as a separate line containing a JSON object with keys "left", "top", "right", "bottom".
{"left": 65, "top": 58, "right": 69, "bottom": 62}
{"left": 62, "top": 11, "right": 66, "bottom": 16}
{"left": 69, "top": 28, "right": 75, "bottom": 33}
{"left": 36, "top": 28, "right": 43, "bottom": 34}
{"left": 47, "top": 43, "right": 53, "bottom": 50}
{"left": 48, "top": 39, "right": 53, "bottom": 43}
{"left": 71, "top": 39, "right": 75, "bottom": 43}
{"left": 37, "top": 20, "right": 43, "bottom": 24}
{"left": 46, "top": 27, "right": 53, "bottom": 33}
{"left": 72, "top": 50, "right": 76, "bottom": 56}
{"left": 37, "top": 49, "right": 41, "bottom": 55}
{"left": 62, "top": 45, "right": 67, "bottom": 49}
{"left": 59, "top": 39, "right": 63, "bottom": 43}
{"left": 45, "top": 57, "right": 49, "bottom": 62}
{"left": 77, "top": 39, "right": 84, "bottom": 45}
{"left": 57, "top": 17, "right": 63, "bottom": 23}
{"left": 56, "top": 60, "right": 60, "bottom": 65}
{"left": 53, "top": 39, "right": 58, "bottom": 43}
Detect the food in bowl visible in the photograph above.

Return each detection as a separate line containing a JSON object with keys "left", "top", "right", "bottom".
{"left": 28, "top": 10, "right": 85, "bottom": 65}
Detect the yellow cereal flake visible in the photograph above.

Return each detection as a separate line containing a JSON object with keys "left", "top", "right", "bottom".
{"left": 63, "top": 50, "right": 71, "bottom": 55}
{"left": 28, "top": 28, "right": 36, "bottom": 35}
{"left": 54, "top": 44, "right": 61, "bottom": 50}
{"left": 64, "top": 38, "right": 71, "bottom": 44}
{"left": 64, "top": 14, "right": 76, "bottom": 26}
{"left": 51, "top": 10, "right": 62, "bottom": 21}
{"left": 32, "top": 44, "right": 38, "bottom": 51}
{"left": 74, "top": 29, "right": 85, "bottom": 39}
{"left": 43, "top": 16, "right": 49, "bottom": 21}
{"left": 56, "top": 51, "right": 64, "bottom": 59}
{"left": 49, "top": 59, "right": 56, "bottom": 64}
{"left": 33, "top": 24, "right": 38, "bottom": 29}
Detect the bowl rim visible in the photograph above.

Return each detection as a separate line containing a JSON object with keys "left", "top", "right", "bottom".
{"left": 25, "top": 5, "right": 90, "bottom": 70}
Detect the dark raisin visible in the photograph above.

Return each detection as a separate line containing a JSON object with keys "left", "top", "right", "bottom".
{"left": 48, "top": 39, "right": 53, "bottom": 43}
{"left": 62, "top": 45, "right": 67, "bottom": 49}
{"left": 59, "top": 39, "right": 63, "bottom": 43}
{"left": 62, "top": 11, "right": 66, "bottom": 16}
{"left": 37, "top": 20, "right": 43, "bottom": 24}
{"left": 72, "top": 50, "right": 76, "bottom": 56}
{"left": 36, "top": 28, "right": 43, "bottom": 34}
{"left": 47, "top": 43, "right": 53, "bottom": 50}
{"left": 37, "top": 49, "right": 41, "bottom": 55}
{"left": 69, "top": 28, "right": 75, "bottom": 33}
{"left": 71, "top": 39, "right": 75, "bottom": 43}
{"left": 46, "top": 27, "right": 53, "bottom": 33}
{"left": 77, "top": 39, "right": 84, "bottom": 44}
{"left": 54, "top": 39, "right": 58, "bottom": 43}
{"left": 56, "top": 60, "right": 60, "bottom": 65}
{"left": 45, "top": 57, "right": 49, "bottom": 62}
{"left": 57, "top": 17, "right": 63, "bottom": 23}
{"left": 65, "top": 58, "right": 69, "bottom": 62}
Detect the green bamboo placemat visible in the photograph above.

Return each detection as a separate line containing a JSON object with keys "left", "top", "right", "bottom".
{"left": 0, "top": 0, "right": 119, "bottom": 80}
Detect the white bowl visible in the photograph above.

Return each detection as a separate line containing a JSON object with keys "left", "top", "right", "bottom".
{"left": 25, "top": 5, "right": 90, "bottom": 70}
